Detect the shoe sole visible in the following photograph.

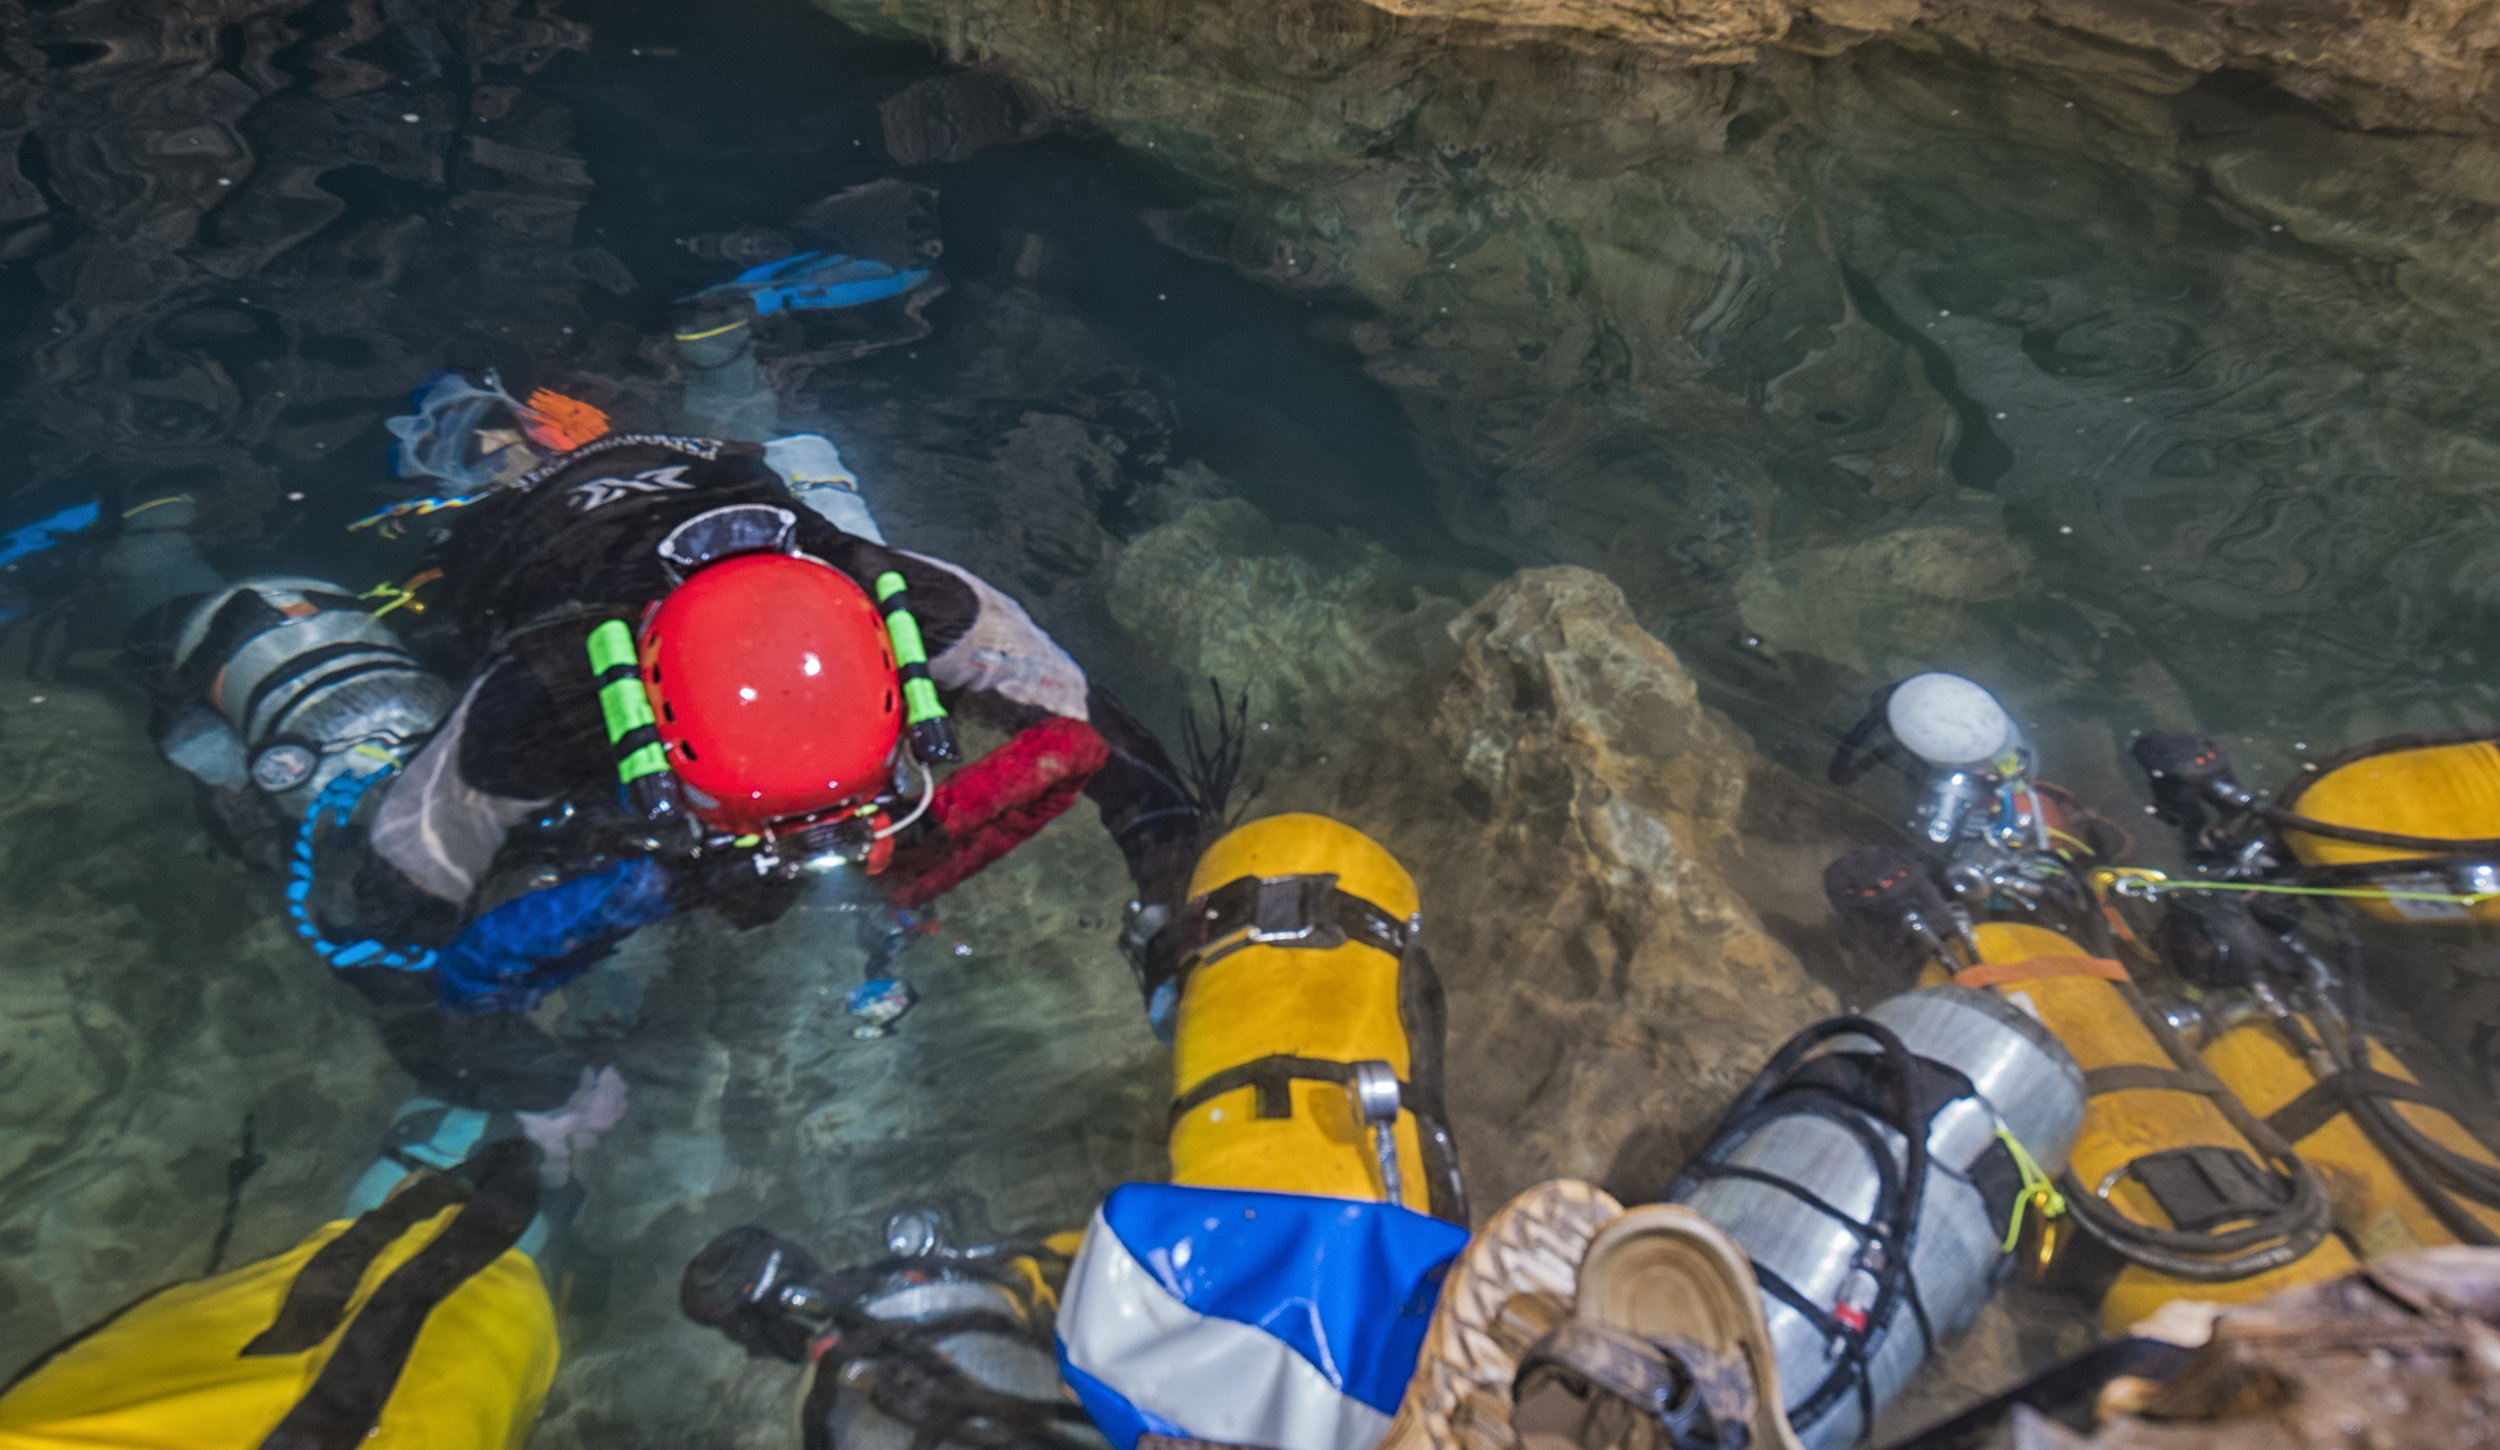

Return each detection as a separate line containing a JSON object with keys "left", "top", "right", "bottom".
{"left": 1380, "top": 1180, "right": 1625, "bottom": 1450}
{"left": 1574, "top": 1206, "right": 1807, "bottom": 1450}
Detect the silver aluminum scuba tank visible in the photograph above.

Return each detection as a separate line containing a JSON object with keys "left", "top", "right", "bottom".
{"left": 813, "top": 1273, "right": 1075, "bottom": 1450}
{"left": 682, "top": 1221, "right": 1090, "bottom": 1450}
{"left": 1670, "top": 986, "right": 2085, "bottom": 1450}
{"left": 172, "top": 577, "right": 454, "bottom": 813}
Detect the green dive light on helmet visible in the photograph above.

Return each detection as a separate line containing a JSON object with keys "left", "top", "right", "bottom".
{"left": 874, "top": 571, "right": 959, "bottom": 765}
{"left": 586, "top": 618, "right": 686, "bottom": 825}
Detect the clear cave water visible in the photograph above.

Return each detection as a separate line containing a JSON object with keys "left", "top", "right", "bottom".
{"left": 4, "top": 0, "right": 2500, "bottom": 1441}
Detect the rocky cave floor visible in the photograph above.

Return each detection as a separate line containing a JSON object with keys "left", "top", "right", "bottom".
{"left": 8, "top": 0, "right": 2500, "bottom": 1443}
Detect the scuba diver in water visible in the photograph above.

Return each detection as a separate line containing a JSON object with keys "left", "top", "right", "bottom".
{"left": 0, "top": 243, "right": 1207, "bottom": 1127}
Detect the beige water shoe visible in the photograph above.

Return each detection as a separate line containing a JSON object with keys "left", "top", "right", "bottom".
{"left": 1378, "top": 1179, "right": 1625, "bottom": 1450}
{"left": 1510, "top": 1205, "right": 1804, "bottom": 1450}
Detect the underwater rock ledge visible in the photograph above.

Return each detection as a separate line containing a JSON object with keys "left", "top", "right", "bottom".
{"left": 810, "top": 0, "right": 2500, "bottom": 755}
{"left": 1339, "top": 0, "right": 2500, "bottom": 133}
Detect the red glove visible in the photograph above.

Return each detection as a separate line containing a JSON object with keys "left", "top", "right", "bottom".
{"left": 884, "top": 717, "right": 1109, "bottom": 908}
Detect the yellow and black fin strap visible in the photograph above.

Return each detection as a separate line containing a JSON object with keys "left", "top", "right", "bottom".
{"left": 250, "top": 1139, "right": 540, "bottom": 1450}
{"left": 586, "top": 620, "right": 681, "bottom": 822}
{"left": 875, "top": 570, "right": 960, "bottom": 764}
{"left": 241, "top": 1175, "right": 471, "bottom": 1354}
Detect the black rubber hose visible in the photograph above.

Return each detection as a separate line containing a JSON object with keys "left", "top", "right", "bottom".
{"left": 1828, "top": 685, "right": 1901, "bottom": 786}
{"left": 2256, "top": 803, "right": 2500, "bottom": 855}
{"left": 2050, "top": 850, "right": 2121, "bottom": 960}
{"left": 2057, "top": 1180, "right": 2329, "bottom": 1282}
{"left": 2055, "top": 981, "right": 2337, "bottom": 1279}
{"left": 2324, "top": 909, "right": 2500, "bottom": 1245}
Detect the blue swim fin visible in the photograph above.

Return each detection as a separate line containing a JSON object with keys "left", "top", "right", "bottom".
{"left": 0, "top": 499, "right": 102, "bottom": 572}
{"left": 700, "top": 251, "right": 932, "bottom": 316}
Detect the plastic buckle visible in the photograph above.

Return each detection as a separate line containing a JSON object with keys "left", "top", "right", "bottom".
{"left": 1246, "top": 874, "right": 1348, "bottom": 950}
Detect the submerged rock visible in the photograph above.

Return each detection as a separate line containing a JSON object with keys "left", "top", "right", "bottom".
{"left": 1108, "top": 498, "right": 1467, "bottom": 745}
{"left": 1109, "top": 504, "right": 1853, "bottom": 1201}
{"left": 810, "top": 0, "right": 2500, "bottom": 749}
{"left": 1313, "top": 565, "right": 1843, "bottom": 1202}
{"left": 0, "top": 686, "right": 402, "bottom": 1367}
{"left": 1735, "top": 518, "right": 2035, "bottom": 676}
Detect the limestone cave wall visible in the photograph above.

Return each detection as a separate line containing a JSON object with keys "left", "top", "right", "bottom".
{"left": 812, "top": 0, "right": 2500, "bottom": 773}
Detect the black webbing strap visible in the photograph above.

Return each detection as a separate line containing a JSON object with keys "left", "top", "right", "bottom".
{"left": 1140, "top": 873, "right": 1413, "bottom": 1010}
{"left": 2266, "top": 1068, "right": 2444, "bottom": 1145}
{"left": 1679, "top": 1094, "right": 1899, "bottom": 1440}
{"left": 255, "top": 1140, "right": 541, "bottom": 1450}
{"left": 240, "top": 641, "right": 411, "bottom": 738}
{"left": 1669, "top": 1026, "right": 1939, "bottom": 1441}
{"left": 240, "top": 1175, "right": 472, "bottom": 1355}
{"left": 2083, "top": 1063, "right": 2228, "bottom": 1100}
{"left": 1701, "top": 1163, "right": 1879, "bottom": 1247}
{"left": 179, "top": 588, "right": 371, "bottom": 697}
{"left": 1515, "top": 1320, "right": 1749, "bottom": 1444}
{"left": 1169, "top": 1053, "right": 1415, "bottom": 1128}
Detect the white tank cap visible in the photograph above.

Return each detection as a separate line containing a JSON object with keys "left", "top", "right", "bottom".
{"left": 1887, "top": 672, "right": 2017, "bottom": 766}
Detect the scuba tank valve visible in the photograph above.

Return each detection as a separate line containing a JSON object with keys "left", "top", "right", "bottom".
{"left": 1348, "top": 1060, "right": 1406, "bottom": 1205}
{"left": 1913, "top": 769, "right": 1986, "bottom": 845}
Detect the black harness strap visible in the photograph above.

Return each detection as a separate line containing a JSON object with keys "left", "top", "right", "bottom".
{"left": 256, "top": 1140, "right": 541, "bottom": 1450}
{"left": 1169, "top": 1053, "right": 1418, "bottom": 1128}
{"left": 1139, "top": 872, "right": 1412, "bottom": 1010}
{"left": 2083, "top": 1063, "right": 2227, "bottom": 1099}
{"left": 1697, "top": 1164, "right": 1880, "bottom": 1245}
{"left": 1669, "top": 1028, "right": 1941, "bottom": 1442}
{"left": 239, "top": 641, "right": 409, "bottom": 738}
{"left": 2267, "top": 1069, "right": 2444, "bottom": 1145}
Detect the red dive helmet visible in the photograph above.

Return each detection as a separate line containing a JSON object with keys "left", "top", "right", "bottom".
{"left": 640, "top": 553, "right": 902, "bottom": 834}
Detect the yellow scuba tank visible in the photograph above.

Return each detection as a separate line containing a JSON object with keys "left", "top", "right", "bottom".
{"left": 2199, "top": 1014, "right": 2500, "bottom": 1253}
{"left": 1930, "top": 922, "right": 2354, "bottom": 1333}
{"left": 2275, "top": 737, "right": 2500, "bottom": 925}
{"left": 0, "top": 1158, "right": 554, "bottom": 1450}
{"left": 1160, "top": 813, "right": 1462, "bottom": 1219}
